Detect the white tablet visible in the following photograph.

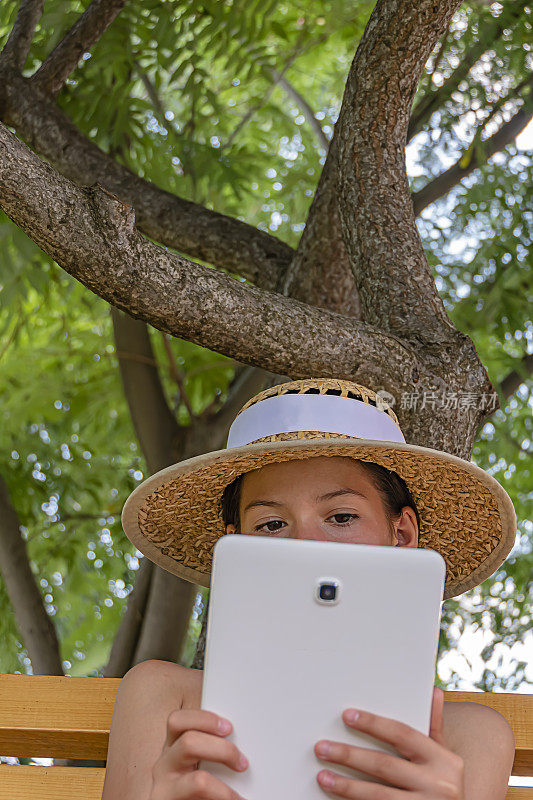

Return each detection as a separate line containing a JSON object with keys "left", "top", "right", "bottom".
{"left": 201, "top": 535, "right": 445, "bottom": 799}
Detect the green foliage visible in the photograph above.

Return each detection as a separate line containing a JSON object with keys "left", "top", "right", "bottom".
{"left": 0, "top": 263, "right": 236, "bottom": 673}
{"left": 0, "top": 0, "right": 531, "bottom": 687}
{"left": 0, "top": 269, "right": 140, "bottom": 673}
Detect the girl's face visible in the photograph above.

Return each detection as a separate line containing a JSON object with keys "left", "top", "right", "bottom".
{"left": 225, "top": 456, "right": 418, "bottom": 548}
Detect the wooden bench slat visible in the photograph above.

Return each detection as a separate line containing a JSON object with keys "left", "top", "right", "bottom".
{"left": 0, "top": 766, "right": 105, "bottom": 800}
{"left": 445, "top": 691, "right": 533, "bottom": 776}
{"left": 1, "top": 728, "right": 110, "bottom": 760}
{"left": 0, "top": 675, "right": 119, "bottom": 759}
{"left": 0, "top": 676, "right": 531, "bottom": 778}
{"left": 0, "top": 766, "right": 529, "bottom": 800}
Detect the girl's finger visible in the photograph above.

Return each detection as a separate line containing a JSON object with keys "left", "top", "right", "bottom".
{"left": 315, "top": 739, "right": 426, "bottom": 790}
{"left": 166, "top": 709, "right": 233, "bottom": 747}
{"left": 429, "top": 687, "right": 445, "bottom": 746}
{"left": 316, "top": 769, "right": 400, "bottom": 799}
{"left": 165, "top": 729, "right": 248, "bottom": 773}
{"left": 168, "top": 768, "right": 245, "bottom": 800}
{"left": 341, "top": 708, "right": 441, "bottom": 762}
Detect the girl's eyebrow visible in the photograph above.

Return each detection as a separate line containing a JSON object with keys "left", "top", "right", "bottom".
{"left": 242, "top": 499, "right": 285, "bottom": 512}
{"left": 243, "top": 488, "right": 368, "bottom": 513}
{"left": 316, "top": 488, "right": 368, "bottom": 502}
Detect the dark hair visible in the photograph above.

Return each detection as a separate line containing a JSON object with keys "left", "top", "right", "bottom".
{"left": 220, "top": 459, "right": 421, "bottom": 534}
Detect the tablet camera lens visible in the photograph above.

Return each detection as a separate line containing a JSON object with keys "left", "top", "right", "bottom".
{"left": 319, "top": 583, "right": 337, "bottom": 602}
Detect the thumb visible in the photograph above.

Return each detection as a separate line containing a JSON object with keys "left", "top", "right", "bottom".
{"left": 429, "top": 686, "right": 445, "bottom": 745}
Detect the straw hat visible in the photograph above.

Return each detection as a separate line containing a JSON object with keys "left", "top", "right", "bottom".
{"left": 122, "top": 378, "right": 516, "bottom": 599}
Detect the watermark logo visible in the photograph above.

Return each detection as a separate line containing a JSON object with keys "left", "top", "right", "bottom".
{"left": 399, "top": 390, "right": 498, "bottom": 412}
{"left": 373, "top": 389, "right": 499, "bottom": 413}
{"left": 375, "top": 389, "right": 396, "bottom": 412}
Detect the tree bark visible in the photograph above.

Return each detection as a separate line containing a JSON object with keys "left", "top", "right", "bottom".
{"left": 0, "top": 0, "right": 512, "bottom": 676}
{"left": 280, "top": 131, "right": 360, "bottom": 317}
{"left": 275, "top": 0, "right": 496, "bottom": 460}
{"left": 0, "top": 0, "right": 44, "bottom": 71}
{"left": 285, "top": 0, "right": 464, "bottom": 321}
{"left": 0, "top": 70, "right": 292, "bottom": 288}
{"left": 33, "top": 0, "right": 127, "bottom": 96}
{"left": 332, "top": 0, "right": 460, "bottom": 335}
{"left": 191, "top": 4, "right": 492, "bottom": 672}
{"left": 0, "top": 123, "right": 417, "bottom": 402}
{"left": 0, "top": 475, "right": 64, "bottom": 675}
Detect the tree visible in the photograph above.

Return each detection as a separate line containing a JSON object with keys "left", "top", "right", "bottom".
{"left": 0, "top": 0, "right": 531, "bottom": 688}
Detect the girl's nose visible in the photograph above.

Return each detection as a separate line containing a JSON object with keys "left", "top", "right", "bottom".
{"left": 287, "top": 523, "right": 323, "bottom": 541}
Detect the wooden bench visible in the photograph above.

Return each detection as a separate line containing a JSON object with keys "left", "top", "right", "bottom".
{"left": 0, "top": 674, "right": 531, "bottom": 799}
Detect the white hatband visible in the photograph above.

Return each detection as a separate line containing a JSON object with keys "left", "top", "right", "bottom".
{"left": 227, "top": 393, "right": 405, "bottom": 448}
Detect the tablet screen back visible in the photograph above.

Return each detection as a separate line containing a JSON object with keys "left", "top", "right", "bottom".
{"left": 201, "top": 535, "right": 445, "bottom": 799}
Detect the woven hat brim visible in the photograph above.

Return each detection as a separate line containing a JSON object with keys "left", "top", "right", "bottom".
{"left": 122, "top": 438, "right": 516, "bottom": 600}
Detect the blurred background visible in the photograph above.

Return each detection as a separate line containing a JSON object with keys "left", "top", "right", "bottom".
{"left": 0, "top": 0, "right": 531, "bottom": 692}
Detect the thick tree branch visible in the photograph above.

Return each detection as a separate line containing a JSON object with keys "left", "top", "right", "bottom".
{"left": 0, "top": 0, "right": 44, "bottom": 71}
{"left": 0, "top": 69, "right": 292, "bottom": 287}
{"left": 412, "top": 103, "right": 532, "bottom": 215}
{"left": 280, "top": 132, "right": 360, "bottom": 317}
{"left": 296, "top": 0, "right": 461, "bottom": 343}
{"left": 32, "top": 0, "right": 127, "bottom": 96}
{"left": 407, "top": 0, "right": 528, "bottom": 142}
{"left": 338, "top": 0, "right": 461, "bottom": 337}
{"left": 0, "top": 122, "right": 418, "bottom": 400}
{"left": 500, "top": 353, "right": 533, "bottom": 401}
{"left": 0, "top": 474, "right": 64, "bottom": 675}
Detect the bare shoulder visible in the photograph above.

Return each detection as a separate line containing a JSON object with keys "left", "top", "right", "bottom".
{"left": 443, "top": 698, "right": 515, "bottom": 747}
{"left": 117, "top": 658, "right": 203, "bottom": 708}
{"left": 443, "top": 700, "right": 515, "bottom": 800}
{"left": 101, "top": 662, "right": 203, "bottom": 800}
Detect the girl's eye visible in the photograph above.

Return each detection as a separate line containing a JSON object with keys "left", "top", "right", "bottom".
{"left": 328, "top": 513, "right": 359, "bottom": 525}
{"left": 255, "top": 519, "right": 285, "bottom": 533}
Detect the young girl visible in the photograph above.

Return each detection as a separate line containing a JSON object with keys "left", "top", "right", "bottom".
{"left": 102, "top": 379, "right": 516, "bottom": 800}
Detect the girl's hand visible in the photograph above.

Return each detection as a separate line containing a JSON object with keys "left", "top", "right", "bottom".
{"left": 314, "top": 688, "right": 464, "bottom": 798}
{"left": 149, "top": 709, "right": 248, "bottom": 800}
